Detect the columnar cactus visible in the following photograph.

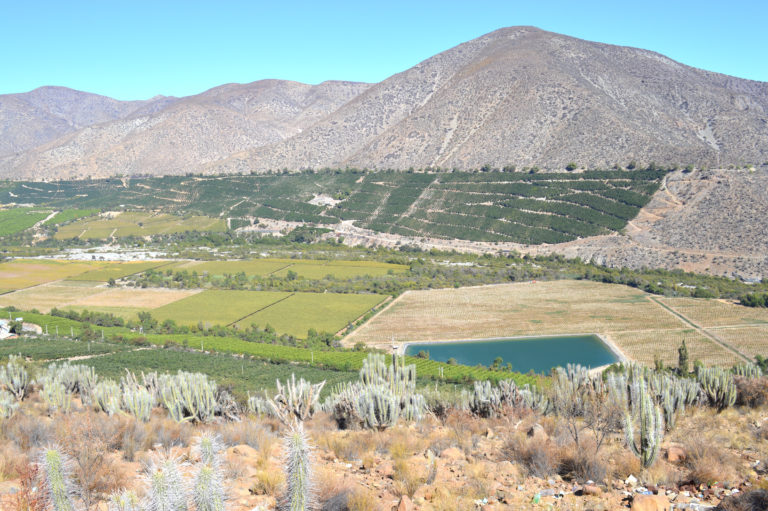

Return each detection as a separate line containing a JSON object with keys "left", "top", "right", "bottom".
{"left": 282, "top": 423, "right": 314, "bottom": 511}
{"left": 193, "top": 435, "right": 225, "bottom": 511}
{"left": 469, "top": 380, "right": 503, "bottom": 418}
{"left": 356, "top": 385, "right": 400, "bottom": 430}
{"left": 122, "top": 385, "right": 155, "bottom": 422}
{"left": 109, "top": 490, "right": 140, "bottom": 511}
{"left": 624, "top": 379, "right": 663, "bottom": 468}
{"left": 268, "top": 374, "right": 325, "bottom": 425}
{"left": 40, "top": 448, "right": 76, "bottom": 511}
{"left": 0, "top": 389, "right": 18, "bottom": 418}
{"left": 44, "top": 362, "right": 98, "bottom": 395}
{"left": 159, "top": 371, "right": 217, "bottom": 423}
{"left": 42, "top": 381, "right": 73, "bottom": 413}
{"left": 0, "top": 354, "right": 31, "bottom": 401}
{"left": 697, "top": 367, "right": 737, "bottom": 411}
{"left": 93, "top": 380, "right": 122, "bottom": 415}
{"left": 733, "top": 363, "right": 763, "bottom": 379}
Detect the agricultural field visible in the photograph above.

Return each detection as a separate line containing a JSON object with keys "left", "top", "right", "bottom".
{"left": 0, "top": 337, "right": 133, "bottom": 360}
{"left": 658, "top": 297, "right": 768, "bottom": 328}
{"left": 4, "top": 169, "right": 663, "bottom": 244}
{"left": 79, "top": 348, "right": 359, "bottom": 400}
{"left": 0, "top": 207, "right": 51, "bottom": 236}
{"left": 66, "top": 260, "right": 172, "bottom": 281}
{"left": 344, "top": 280, "right": 758, "bottom": 367}
{"left": 174, "top": 258, "right": 408, "bottom": 279}
{"left": 0, "top": 281, "right": 103, "bottom": 312}
{"left": 608, "top": 329, "right": 740, "bottom": 367}
{"left": 235, "top": 291, "right": 387, "bottom": 337}
{"left": 43, "top": 208, "right": 99, "bottom": 226}
{"left": 0, "top": 259, "right": 103, "bottom": 290}
{"left": 150, "top": 289, "right": 290, "bottom": 327}
{"left": 54, "top": 211, "right": 225, "bottom": 239}
{"left": 708, "top": 326, "right": 768, "bottom": 359}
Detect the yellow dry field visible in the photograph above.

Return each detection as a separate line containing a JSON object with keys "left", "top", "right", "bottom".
{"left": 0, "top": 283, "right": 199, "bottom": 313}
{"left": 0, "top": 259, "right": 99, "bottom": 289}
{"left": 0, "top": 282, "right": 104, "bottom": 312}
{"left": 347, "top": 281, "right": 683, "bottom": 343}
{"left": 709, "top": 326, "right": 768, "bottom": 359}
{"left": 73, "top": 288, "right": 201, "bottom": 309}
{"left": 658, "top": 297, "right": 768, "bottom": 328}
{"left": 608, "top": 329, "right": 740, "bottom": 367}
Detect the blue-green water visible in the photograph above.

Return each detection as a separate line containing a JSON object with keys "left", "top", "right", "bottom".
{"left": 404, "top": 334, "right": 619, "bottom": 374}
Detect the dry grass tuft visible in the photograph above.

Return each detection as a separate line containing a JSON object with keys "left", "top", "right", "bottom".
{"left": 346, "top": 486, "right": 380, "bottom": 511}
{"left": 251, "top": 469, "right": 284, "bottom": 496}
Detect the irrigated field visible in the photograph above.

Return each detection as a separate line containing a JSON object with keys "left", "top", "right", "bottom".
{"left": 708, "top": 326, "right": 768, "bottom": 360}
{"left": 175, "top": 258, "right": 408, "bottom": 279}
{"left": 150, "top": 290, "right": 291, "bottom": 327}
{"left": 54, "top": 211, "right": 225, "bottom": 239}
{"left": 235, "top": 292, "right": 386, "bottom": 337}
{"left": 658, "top": 297, "right": 768, "bottom": 328}
{"left": 66, "top": 260, "right": 172, "bottom": 281}
{"left": 345, "top": 280, "right": 761, "bottom": 367}
{"left": 0, "top": 208, "right": 51, "bottom": 236}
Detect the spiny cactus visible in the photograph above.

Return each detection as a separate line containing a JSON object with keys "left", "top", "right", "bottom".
{"left": 0, "top": 389, "right": 18, "bottom": 418}
{"left": 356, "top": 385, "right": 400, "bottom": 430}
{"left": 145, "top": 457, "right": 188, "bottom": 511}
{"left": 92, "top": 379, "right": 122, "bottom": 415}
{"left": 42, "top": 381, "right": 73, "bottom": 413}
{"left": 109, "top": 490, "right": 140, "bottom": 511}
{"left": 469, "top": 380, "right": 503, "bottom": 418}
{"left": 282, "top": 423, "right": 314, "bottom": 511}
{"left": 246, "top": 392, "right": 271, "bottom": 417}
{"left": 159, "top": 371, "right": 217, "bottom": 423}
{"left": 193, "top": 434, "right": 225, "bottom": 511}
{"left": 44, "top": 362, "right": 98, "bottom": 395}
{"left": 40, "top": 447, "right": 77, "bottom": 511}
{"left": 519, "top": 383, "right": 551, "bottom": 414}
{"left": 122, "top": 385, "right": 155, "bottom": 422}
{"left": 0, "top": 354, "right": 31, "bottom": 401}
{"left": 268, "top": 374, "right": 325, "bottom": 425}
{"left": 733, "top": 363, "right": 763, "bottom": 379}
{"left": 624, "top": 379, "right": 663, "bottom": 468}
{"left": 698, "top": 367, "right": 737, "bottom": 411}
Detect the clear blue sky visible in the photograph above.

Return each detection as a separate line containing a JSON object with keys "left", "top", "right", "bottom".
{"left": 2, "top": 0, "right": 766, "bottom": 100}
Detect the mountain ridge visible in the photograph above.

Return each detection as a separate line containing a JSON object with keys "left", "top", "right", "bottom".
{"left": 2, "top": 26, "right": 767, "bottom": 179}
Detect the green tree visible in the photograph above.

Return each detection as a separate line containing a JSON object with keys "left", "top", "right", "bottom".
{"left": 677, "top": 340, "right": 690, "bottom": 375}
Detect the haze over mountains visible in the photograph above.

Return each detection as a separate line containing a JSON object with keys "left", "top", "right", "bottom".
{"left": 2, "top": 26, "right": 767, "bottom": 179}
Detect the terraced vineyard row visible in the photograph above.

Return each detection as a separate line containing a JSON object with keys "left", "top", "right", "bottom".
{"left": 2, "top": 169, "right": 664, "bottom": 244}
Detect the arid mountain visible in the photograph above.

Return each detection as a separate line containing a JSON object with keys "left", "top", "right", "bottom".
{"left": 0, "top": 80, "right": 369, "bottom": 179}
{"left": 1, "top": 27, "right": 767, "bottom": 179}
{"left": 0, "top": 86, "right": 176, "bottom": 157}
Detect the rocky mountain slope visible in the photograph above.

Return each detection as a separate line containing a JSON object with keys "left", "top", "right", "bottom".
{"left": 1, "top": 26, "right": 767, "bottom": 179}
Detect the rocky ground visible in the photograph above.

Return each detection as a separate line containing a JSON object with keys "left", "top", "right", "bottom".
{"left": 2, "top": 397, "right": 767, "bottom": 511}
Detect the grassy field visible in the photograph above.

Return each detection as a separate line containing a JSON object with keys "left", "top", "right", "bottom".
{"left": 236, "top": 292, "right": 387, "bottom": 337}
{"left": 54, "top": 211, "right": 225, "bottom": 239}
{"left": 175, "top": 258, "right": 408, "bottom": 279}
{"left": 43, "top": 208, "right": 99, "bottom": 226}
{"left": 66, "top": 260, "right": 172, "bottom": 281}
{"left": 0, "top": 259, "right": 102, "bottom": 290}
{"left": 0, "top": 208, "right": 50, "bottom": 236}
{"left": 344, "top": 280, "right": 755, "bottom": 367}
{"left": 151, "top": 290, "right": 291, "bottom": 327}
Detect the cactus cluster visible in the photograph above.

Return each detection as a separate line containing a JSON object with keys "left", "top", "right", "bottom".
{"left": 192, "top": 434, "right": 226, "bottom": 511}
{"left": 158, "top": 371, "right": 218, "bottom": 423}
{"left": 44, "top": 362, "right": 98, "bottom": 395}
{"left": 733, "top": 363, "right": 763, "bottom": 379}
{"left": 698, "top": 367, "right": 737, "bottom": 411}
{"left": 0, "top": 354, "right": 31, "bottom": 401}
{"left": 109, "top": 490, "right": 140, "bottom": 511}
{"left": 144, "top": 456, "right": 187, "bottom": 511}
{"left": 624, "top": 378, "right": 664, "bottom": 468}
{"left": 41, "top": 380, "right": 73, "bottom": 413}
{"left": 324, "top": 354, "right": 426, "bottom": 430}
{"left": 267, "top": 374, "right": 325, "bottom": 425}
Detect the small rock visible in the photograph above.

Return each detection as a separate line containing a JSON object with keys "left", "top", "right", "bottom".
{"left": 540, "top": 489, "right": 555, "bottom": 497}
{"left": 630, "top": 494, "right": 672, "bottom": 511}
{"left": 439, "top": 447, "right": 464, "bottom": 462}
{"left": 583, "top": 484, "right": 602, "bottom": 496}
{"left": 485, "top": 427, "right": 494, "bottom": 439}
{"left": 396, "top": 495, "right": 414, "bottom": 511}
{"left": 626, "top": 474, "right": 639, "bottom": 486}
{"left": 527, "top": 423, "right": 548, "bottom": 442}
{"left": 666, "top": 444, "right": 687, "bottom": 464}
